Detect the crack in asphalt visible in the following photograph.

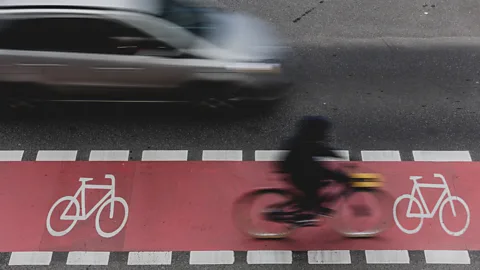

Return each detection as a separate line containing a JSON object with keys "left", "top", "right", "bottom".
{"left": 293, "top": 0, "right": 324, "bottom": 23}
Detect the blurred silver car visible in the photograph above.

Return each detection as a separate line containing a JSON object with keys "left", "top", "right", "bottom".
{"left": 0, "top": 0, "right": 291, "bottom": 109}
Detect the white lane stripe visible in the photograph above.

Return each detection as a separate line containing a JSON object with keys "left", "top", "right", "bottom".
{"left": 89, "top": 150, "right": 130, "bottom": 161}
{"left": 189, "top": 251, "right": 235, "bottom": 265}
{"left": 307, "top": 250, "right": 351, "bottom": 264}
{"left": 424, "top": 250, "right": 470, "bottom": 264}
{"left": 66, "top": 252, "right": 110, "bottom": 265}
{"left": 255, "top": 150, "right": 288, "bottom": 161}
{"left": 142, "top": 150, "right": 188, "bottom": 161}
{"left": 365, "top": 250, "right": 409, "bottom": 264}
{"left": 361, "top": 151, "right": 401, "bottom": 161}
{"left": 36, "top": 150, "right": 77, "bottom": 161}
{"left": 0, "top": 150, "right": 24, "bottom": 161}
{"left": 412, "top": 151, "right": 472, "bottom": 161}
{"left": 8, "top": 252, "right": 52, "bottom": 265}
{"left": 246, "top": 251, "right": 292, "bottom": 264}
{"left": 314, "top": 150, "right": 350, "bottom": 161}
{"left": 202, "top": 150, "right": 242, "bottom": 161}
{"left": 127, "top": 252, "right": 172, "bottom": 265}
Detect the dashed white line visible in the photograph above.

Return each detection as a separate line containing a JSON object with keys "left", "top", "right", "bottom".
{"left": 8, "top": 252, "right": 52, "bottom": 265}
{"left": 189, "top": 251, "right": 235, "bottom": 265}
{"left": 315, "top": 150, "right": 350, "bottom": 161}
{"left": 254, "top": 150, "right": 288, "bottom": 161}
{"left": 89, "top": 150, "right": 130, "bottom": 161}
{"left": 141, "top": 150, "right": 188, "bottom": 161}
{"left": 412, "top": 151, "right": 472, "bottom": 161}
{"left": 66, "top": 251, "right": 110, "bottom": 265}
{"left": 361, "top": 150, "right": 401, "bottom": 161}
{"left": 307, "top": 250, "right": 351, "bottom": 264}
{"left": 127, "top": 252, "right": 172, "bottom": 265}
{"left": 424, "top": 250, "right": 470, "bottom": 264}
{"left": 0, "top": 150, "right": 24, "bottom": 161}
{"left": 365, "top": 250, "right": 410, "bottom": 264}
{"left": 202, "top": 150, "right": 243, "bottom": 161}
{"left": 36, "top": 150, "right": 77, "bottom": 161}
{"left": 246, "top": 250, "right": 292, "bottom": 264}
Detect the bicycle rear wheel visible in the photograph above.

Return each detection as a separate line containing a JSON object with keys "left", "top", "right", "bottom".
{"left": 329, "top": 189, "right": 395, "bottom": 237}
{"left": 232, "top": 188, "right": 297, "bottom": 239}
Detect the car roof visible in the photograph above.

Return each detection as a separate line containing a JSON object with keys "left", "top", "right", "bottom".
{"left": 0, "top": 0, "right": 162, "bottom": 15}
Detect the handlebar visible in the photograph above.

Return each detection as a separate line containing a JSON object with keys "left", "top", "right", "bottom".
{"left": 105, "top": 174, "right": 115, "bottom": 185}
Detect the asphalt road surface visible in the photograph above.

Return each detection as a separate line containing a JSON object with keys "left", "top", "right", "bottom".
{"left": 1, "top": 0, "right": 480, "bottom": 158}
{"left": 1, "top": 0, "right": 480, "bottom": 269}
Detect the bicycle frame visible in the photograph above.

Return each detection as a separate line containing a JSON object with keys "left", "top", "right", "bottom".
{"left": 61, "top": 174, "right": 116, "bottom": 221}
{"left": 406, "top": 174, "right": 457, "bottom": 218}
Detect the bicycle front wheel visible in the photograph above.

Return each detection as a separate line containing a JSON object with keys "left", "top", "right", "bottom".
{"left": 439, "top": 196, "right": 470, "bottom": 237}
{"left": 330, "top": 189, "right": 395, "bottom": 237}
{"left": 232, "top": 188, "right": 297, "bottom": 239}
{"left": 95, "top": 197, "right": 129, "bottom": 238}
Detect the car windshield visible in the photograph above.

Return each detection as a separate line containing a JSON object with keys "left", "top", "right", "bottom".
{"left": 158, "top": 0, "right": 210, "bottom": 35}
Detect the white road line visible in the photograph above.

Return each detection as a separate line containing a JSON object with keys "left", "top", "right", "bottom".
{"left": 189, "top": 251, "right": 235, "bottom": 265}
{"left": 66, "top": 251, "right": 110, "bottom": 265}
{"left": 127, "top": 252, "right": 172, "bottom": 265}
{"left": 314, "top": 150, "right": 350, "bottom": 161}
{"left": 412, "top": 151, "right": 472, "bottom": 161}
{"left": 8, "top": 252, "right": 52, "bottom": 265}
{"left": 142, "top": 150, "right": 188, "bottom": 161}
{"left": 361, "top": 150, "right": 401, "bottom": 161}
{"left": 424, "top": 250, "right": 470, "bottom": 264}
{"left": 89, "top": 150, "right": 130, "bottom": 161}
{"left": 0, "top": 150, "right": 24, "bottom": 161}
{"left": 246, "top": 251, "right": 292, "bottom": 264}
{"left": 254, "top": 150, "right": 288, "bottom": 161}
{"left": 307, "top": 250, "right": 351, "bottom": 264}
{"left": 365, "top": 250, "right": 409, "bottom": 264}
{"left": 202, "top": 150, "right": 242, "bottom": 161}
{"left": 36, "top": 150, "right": 77, "bottom": 161}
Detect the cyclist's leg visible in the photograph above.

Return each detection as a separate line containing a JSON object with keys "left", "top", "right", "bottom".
{"left": 309, "top": 166, "right": 339, "bottom": 216}
{"left": 290, "top": 176, "right": 325, "bottom": 225}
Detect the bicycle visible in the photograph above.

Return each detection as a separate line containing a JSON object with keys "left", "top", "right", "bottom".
{"left": 393, "top": 173, "right": 470, "bottom": 236}
{"left": 232, "top": 162, "right": 395, "bottom": 239}
{"left": 46, "top": 174, "right": 129, "bottom": 238}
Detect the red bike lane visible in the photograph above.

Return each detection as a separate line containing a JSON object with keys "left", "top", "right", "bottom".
{"left": 0, "top": 161, "right": 477, "bottom": 252}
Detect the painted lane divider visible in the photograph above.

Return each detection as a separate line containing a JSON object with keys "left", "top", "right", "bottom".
{"left": 127, "top": 251, "right": 172, "bottom": 265}
{"left": 307, "top": 250, "right": 352, "bottom": 264}
{"left": 2, "top": 250, "right": 475, "bottom": 266}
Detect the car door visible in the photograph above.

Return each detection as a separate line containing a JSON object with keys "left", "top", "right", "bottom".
{"left": 64, "top": 16, "right": 190, "bottom": 99}
{"left": 0, "top": 13, "right": 189, "bottom": 100}
{"left": 0, "top": 15, "right": 79, "bottom": 98}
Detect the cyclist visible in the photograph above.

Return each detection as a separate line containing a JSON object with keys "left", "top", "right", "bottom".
{"left": 276, "top": 116, "right": 351, "bottom": 226}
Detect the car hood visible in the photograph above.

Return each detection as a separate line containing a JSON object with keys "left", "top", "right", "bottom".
{"left": 190, "top": 11, "right": 289, "bottom": 61}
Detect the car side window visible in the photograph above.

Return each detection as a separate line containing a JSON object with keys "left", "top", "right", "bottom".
{"left": 0, "top": 16, "right": 176, "bottom": 55}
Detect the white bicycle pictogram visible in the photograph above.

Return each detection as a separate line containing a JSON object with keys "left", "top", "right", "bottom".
{"left": 46, "top": 174, "right": 129, "bottom": 238}
{"left": 393, "top": 173, "right": 470, "bottom": 236}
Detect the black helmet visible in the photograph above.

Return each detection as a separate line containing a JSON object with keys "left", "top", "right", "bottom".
{"left": 297, "top": 116, "right": 331, "bottom": 141}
